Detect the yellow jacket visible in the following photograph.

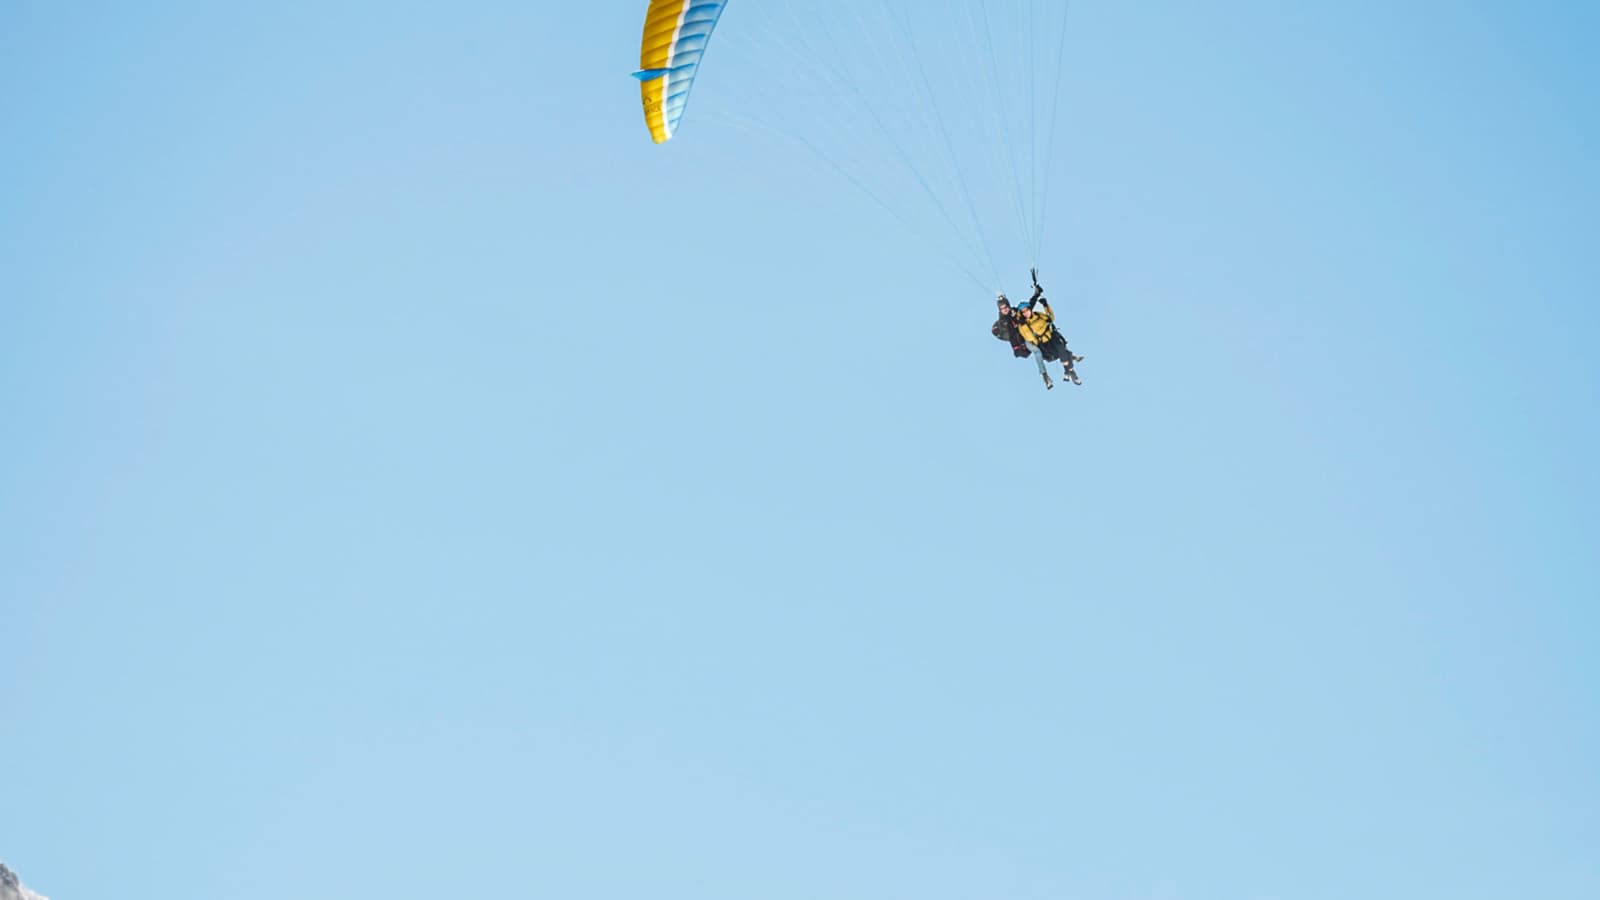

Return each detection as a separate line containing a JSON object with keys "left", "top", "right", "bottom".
{"left": 1016, "top": 304, "right": 1055, "bottom": 345}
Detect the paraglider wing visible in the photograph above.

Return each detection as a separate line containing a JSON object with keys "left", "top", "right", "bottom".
{"left": 634, "top": 1, "right": 728, "bottom": 143}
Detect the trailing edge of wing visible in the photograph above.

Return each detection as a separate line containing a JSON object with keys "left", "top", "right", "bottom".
{"left": 636, "top": 1, "right": 728, "bottom": 143}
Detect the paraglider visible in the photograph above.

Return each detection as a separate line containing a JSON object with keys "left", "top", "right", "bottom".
{"left": 631, "top": 2, "right": 1088, "bottom": 391}
{"left": 1016, "top": 269, "right": 1084, "bottom": 388}
{"left": 992, "top": 270, "right": 1083, "bottom": 390}
{"left": 992, "top": 294, "right": 1031, "bottom": 360}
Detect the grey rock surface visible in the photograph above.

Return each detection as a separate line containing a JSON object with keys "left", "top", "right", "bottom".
{"left": 0, "top": 863, "right": 48, "bottom": 900}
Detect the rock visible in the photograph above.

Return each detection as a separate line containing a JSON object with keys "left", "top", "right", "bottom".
{"left": 0, "top": 863, "right": 48, "bottom": 900}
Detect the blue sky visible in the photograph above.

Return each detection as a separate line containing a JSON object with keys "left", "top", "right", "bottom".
{"left": 2, "top": 2, "right": 1597, "bottom": 898}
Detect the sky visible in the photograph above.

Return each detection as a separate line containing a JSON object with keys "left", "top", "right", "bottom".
{"left": 2, "top": 2, "right": 1597, "bottom": 898}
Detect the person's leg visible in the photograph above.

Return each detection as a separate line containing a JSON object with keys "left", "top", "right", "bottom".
{"left": 1056, "top": 339, "right": 1081, "bottom": 384}
{"left": 1050, "top": 337, "right": 1073, "bottom": 377}
{"left": 1046, "top": 335, "right": 1079, "bottom": 379}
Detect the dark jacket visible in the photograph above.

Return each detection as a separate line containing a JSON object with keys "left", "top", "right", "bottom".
{"left": 992, "top": 311, "right": 1031, "bottom": 358}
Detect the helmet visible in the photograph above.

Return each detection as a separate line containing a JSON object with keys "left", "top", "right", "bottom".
{"left": 996, "top": 292, "right": 1010, "bottom": 307}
